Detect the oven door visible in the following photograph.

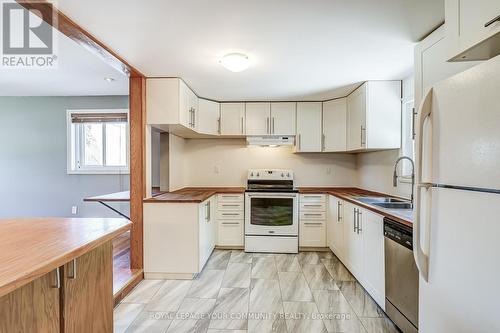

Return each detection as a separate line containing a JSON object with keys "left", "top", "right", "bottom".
{"left": 245, "top": 192, "right": 298, "bottom": 236}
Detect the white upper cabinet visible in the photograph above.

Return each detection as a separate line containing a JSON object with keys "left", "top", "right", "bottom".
{"left": 445, "top": 0, "right": 500, "bottom": 61}
{"left": 346, "top": 81, "right": 401, "bottom": 151}
{"left": 197, "top": 99, "right": 220, "bottom": 135}
{"left": 322, "top": 98, "right": 347, "bottom": 152}
{"left": 271, "top": 102, "right": 296, "bottom": 136}
{"left": 146, "top": 78, "right": 198, "bottom": 130}
{"left": 245, "top": 103, "right": 271, "bottom": 135}
{"left": 296, "top": 102, "right": 322, "bottom": 152}
{"left": 220, "top": 103, "right": 245, "bottom": 136}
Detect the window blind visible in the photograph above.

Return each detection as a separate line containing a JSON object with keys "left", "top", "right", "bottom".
{"left": 70, "top": 112, "right": 128, "bottom": 123}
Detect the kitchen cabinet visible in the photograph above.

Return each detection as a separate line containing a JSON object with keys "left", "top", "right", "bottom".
{"left": 299, "top": 194, "right": 326, "bottom": 247}
{"left": 296, "top": 102, "right": 322, "bottom": 152}
{"left": 360, "top": 209, "right": 385, "bottom": 308}
{"left": 62, "top": 242, "right": 113, "bottom": 333}
{"left": 415, "top": 25, "right": 479, "bottom": 108}
{"left": 146, "top": 78, "right": 198, "bottom": 131}
{"left": 271, "top": 102, "right": 296, "bottom": 136}
{"left": 0, "top": 270, "right": 60, "bottom": 332}
{"left": 217, "top": 194, "right": 244, "bottom": 247}
{"left": 220, "top": 103, "right": 245, "bottom": 136}
{"left": 197, "top": 99, "right": 220, "bottom": 135}
{"left": 144, "top": 197, "right": 218, "bottom": 278}
{"left": 245, "top": 102, "right": 271, "bottom": 135}
{"left": 327, "top": 195, "right": 344, "bottom": 260}
{"left": 346, "top": 81, "right": 401, "bottom": 151}
{"left": 322, "top": 98, "right": 347, "bottom": 152}
{"left": 342, "top": 201, "right": 364, "bottom": 278}
{"left": 199, "top": 196, "right": 216, "bottom": 269}
{"left": 445, "top": 0, "right": 500, "bottom": 61}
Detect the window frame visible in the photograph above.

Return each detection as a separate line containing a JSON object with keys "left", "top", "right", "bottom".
{"left": 66, "top": 109, "right": 130, "bottom": 175}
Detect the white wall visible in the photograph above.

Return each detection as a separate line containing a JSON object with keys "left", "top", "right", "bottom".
{"left": 355, "top": 76, "right": 414, "bottom": 199}
{"left": 168, "top": 136, "right": 357, "bottom": 189}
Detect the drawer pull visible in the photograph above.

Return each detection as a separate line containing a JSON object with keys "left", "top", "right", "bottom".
{"left": 68, "top": 259, "right": 77, "bottom": 279}
{"left": 484, "top": 14, "right": 500, "bottom": 27}
{"left": 52, "top": 268, "right": 60, "bottom": 289}
{"left": 222, "top": 222, "right": 240, "bottom": 225}
{"left": 304, "top": 222, "right": 323, "bottom": 226}
{"left": 222, "top": 213, "right": 240, "bottom": 216}
{"left": 304, "top": 213, "right": 322, "bottom": 216}
{"left": 222, "top": 204, "right": 240, "bottom": 207}
{"left": 303, "top": 204, "right": 321, "bottom": 207}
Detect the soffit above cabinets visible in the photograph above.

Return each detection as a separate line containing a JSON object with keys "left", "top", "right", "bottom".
{"left": 57, "top": 0, "right": 444, "bottom": 100}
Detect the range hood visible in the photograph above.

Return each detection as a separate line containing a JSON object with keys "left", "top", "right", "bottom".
{"left": 246, "top": 136, "right": 295, "bottom": 146}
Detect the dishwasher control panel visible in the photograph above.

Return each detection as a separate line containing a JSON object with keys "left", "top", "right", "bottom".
{"left": 384, "top": 217, "right": 413, "bottom": 251}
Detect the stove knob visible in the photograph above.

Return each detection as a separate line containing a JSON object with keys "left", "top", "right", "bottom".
{"left": 250, "top": 172, "right": 254, "bottom": 177}
{"left": 287, "top": 173, "right": 290, "bottom": 177}
{"left": 256, "top": 173, "right": 260, "bottom": 177}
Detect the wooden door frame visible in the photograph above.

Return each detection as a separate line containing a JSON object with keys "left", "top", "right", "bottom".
{"left": 16, "top": 1, "right": 145, "bottom": 271}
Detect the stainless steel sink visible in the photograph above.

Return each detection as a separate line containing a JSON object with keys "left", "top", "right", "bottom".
{"left": 372, "top": 202, "right": 413, "bottom": 210}
{"left": 355, "top": 196, "right": 406, "bottom": 204}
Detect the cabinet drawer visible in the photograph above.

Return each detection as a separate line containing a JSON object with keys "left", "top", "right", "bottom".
{"left": 217, "top": 201, "right": 244, "bottom": 211}
{"left": 300, "top": 202, "right": 326, "bottom": 211}
{"left": 218, "top": 221, "right": 244, "bottom": 246}
{"left": 218, "top": 193, "right": 244, "bottom": 203}
{"left": 300, "top": 211, "right": 326, "bottom": 220}
{"left": 217, "top": 210, "right": 244, "bottom": 220}
{"left": 299, "top": 222, "right": 326, "bottom": 247}
{"left": 299, "top": 194, "right": 326, "bottom": 203}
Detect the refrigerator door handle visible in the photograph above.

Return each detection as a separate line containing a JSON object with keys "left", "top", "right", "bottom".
{"left": 414, "top": 87, "right": 433, "bottom": 282}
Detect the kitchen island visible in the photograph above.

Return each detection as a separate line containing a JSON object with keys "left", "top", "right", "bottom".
{"left": 0, "top": 217, "right": 131, "bottom": 333}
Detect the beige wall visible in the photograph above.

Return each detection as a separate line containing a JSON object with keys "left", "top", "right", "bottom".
{"left": 168, "top": 136, "right": 357, "bottom": 188}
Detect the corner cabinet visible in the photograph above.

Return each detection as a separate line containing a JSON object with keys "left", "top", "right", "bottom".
{"left": 445, "top": 0, "right": 500, "bottom": 61}
{"left": 197, "top": 99, "right": 220, "bottom": 135}
{"left": 296, "top": 102, "right": 322, "bottom": 152}
{"left": 347, "top": 81, "right": 401, "bottom": 151}
{"left": 322, "top": 98, "right": 347, "bottom": 152}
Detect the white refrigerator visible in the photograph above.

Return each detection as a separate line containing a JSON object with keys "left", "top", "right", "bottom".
{"left": 414, "top": 54, "right": 500, "bottom": 333}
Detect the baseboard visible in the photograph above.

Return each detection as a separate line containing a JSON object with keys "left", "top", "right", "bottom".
{"left": 299, "top": 247, "right": 330, "bottom": 252}
{"left": 144, "top": 272, "right": 195, "bottom": 280}
{"left": 215, "top": 245, "right": 244, "bottom": 250}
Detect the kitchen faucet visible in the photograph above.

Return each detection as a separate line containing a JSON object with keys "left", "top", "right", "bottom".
{"left": 393, "top": 156, "right": 415, "bottom": 208}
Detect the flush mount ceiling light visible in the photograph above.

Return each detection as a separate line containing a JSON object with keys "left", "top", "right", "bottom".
{"left": 219, "top": 53, "right": 250, "bottom": 72}
{"left": 104, "top": 77, "right": 115, "bottom": 82}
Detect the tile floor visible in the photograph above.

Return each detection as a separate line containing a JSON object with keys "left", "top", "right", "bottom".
{"left": 114, "top": 250, "right": 399, "bottom": 333}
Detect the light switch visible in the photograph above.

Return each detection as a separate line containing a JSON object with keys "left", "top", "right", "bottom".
{"left": 71, "top": 206, "right": 78, "bottom": 215}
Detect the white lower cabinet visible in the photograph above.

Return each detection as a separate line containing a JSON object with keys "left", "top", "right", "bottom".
{"left": 216, "top": 193, "right": 244, "bottom": 247}
{"left": 299, "top": 194, "right": 326, "bottom": 247}
{"left": 328, "top": 196, "right": 385, "bottom": 309}
{"left": 327, "top": 195, "right": 344, "bottom": 260}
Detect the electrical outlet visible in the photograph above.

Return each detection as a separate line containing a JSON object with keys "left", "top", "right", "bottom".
{"left": 326, "top": 167, "right": 332, "bottom": 175}
{"left": 71, "top": 206, "right": 78, "bottom": 215}
{"left": 214, "top": 166, "right": 220, "bottom": 174}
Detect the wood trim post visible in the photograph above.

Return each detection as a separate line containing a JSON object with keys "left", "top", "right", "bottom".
{"left": 129, "top": 77, "right": 145, "bottom": 270}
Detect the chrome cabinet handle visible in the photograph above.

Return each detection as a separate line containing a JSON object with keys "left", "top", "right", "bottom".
{"left": 222, "top": 222, "right": 240, "bottom": 225}
{"left": 52, "top": 267, "right": 60, "bottom": 289}
{"left": 304, "top": 213, "right": 322, "bottom": 216}
{"left": 267, "top": 117, "right": 270, "bottom": 134}
{"left": 241, "top": 117, "right": 244, "bottom": 134}
{"left": 303, "top": 204, "right": 322, "bottom": 207}
{"left": 272, "top": 117, "right": 275, "bottom": 134}
{"left": 298, "top": 134, "right": 301, "bottom": 150}
{"left": 321, "top": 133, "right": 325, "bottom": 151}
{"left": 192, "top": 107, "right": 195, "bottom": 128}
{"left": 217, "top": 118, "right": 221, "bottom": 134}
{"left": 68, "top": 259, "right": 77, "bottom": 279}
{"left": 353, "top": 208, "right": 357, "bottom": 232}
{"left": 337, "top": 201, "right": 342, "bottom": 222}
{"left": 357, "top": 210, "right": 362, "bottom": 234}
{"left": 304, "top": 222, "right": 323, "bottom": 226}
{"left": 485, "top": 14, "right": 500, "bottom": 27}
{"left": 360, "top": 126, "right": 366, "bottom": 146}
{"left": 412, "top": 107, "right": 417, "bottom": 140}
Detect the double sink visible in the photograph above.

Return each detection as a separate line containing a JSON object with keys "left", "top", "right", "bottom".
{"left": 354, "top": 196, "right": 413, "bottom": 210}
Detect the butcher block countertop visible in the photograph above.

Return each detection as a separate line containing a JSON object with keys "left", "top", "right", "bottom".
{"left": 144, "top": 187, "right": 246, "bottom": 203}
{"left": 298, "top": 187, "right": 413, "bottom": 227}
{"left": 0, "top": 218, "right": 131, "bottom": 298}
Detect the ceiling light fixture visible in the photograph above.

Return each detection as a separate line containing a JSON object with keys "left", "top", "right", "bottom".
{"left": 219, "top": 53, "right": 250, "bottom": 72}
{"left": 104, "top": 77, "right": 115, "bottom": 82}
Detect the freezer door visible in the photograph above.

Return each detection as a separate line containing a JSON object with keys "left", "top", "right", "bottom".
{"left": 419, "top": 187, "right": 500, "bottom": 333}
{"left": 428, "top": 55, "right": 500, "bottom": 189}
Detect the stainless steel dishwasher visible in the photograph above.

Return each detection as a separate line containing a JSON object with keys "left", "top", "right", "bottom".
{"left": 384, "top": 217, "right": 419, "bottom": 333}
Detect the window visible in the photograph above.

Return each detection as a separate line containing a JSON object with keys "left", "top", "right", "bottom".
{"left": 67, "top": 109, "right": 129, "bottom": 174}
{"left": 400, "top": 99, "right": 415, "bottom": 180}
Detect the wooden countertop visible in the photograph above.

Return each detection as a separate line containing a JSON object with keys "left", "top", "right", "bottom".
{"left": 298, "top": 187, "right": 413, "bottom": 227}
{"left": 0, "top": 218, "right": 131, "bottom": 298}
{"left": 144, "top": 187, "right": 246, "bottom": 203}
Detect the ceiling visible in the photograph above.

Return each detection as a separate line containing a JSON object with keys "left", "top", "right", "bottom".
{"left": 0, "top": 6, "right": 128, "bottom": 97}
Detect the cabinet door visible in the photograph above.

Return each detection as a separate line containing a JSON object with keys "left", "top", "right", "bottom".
{"left": 220, "top": 103, "right": 245, "bottom": 135}
{"left": 199, "top": 199, "right": 213, "bottom": 270}
{"left": 271, "top": 102, "right": 296, "bottom": 136}
{"left": 198, "top": 99, "right": 220, "bottom": 135}
{"left": 296, "top": 102, "right": 322, "bottom": 152}
{"left": 217, "top": 221, "right": 244, "bottom": 246}
{"left": 361, "top": 209, "right": 385, "bottom": 308}
{"left": 63, "top": 241, "right": 113, "bottom": 333}
{"left": 0, "top": 270, "right": 60, "bottom": 333}
{"left": 327, "top": 195, "right": 344, "bottom": 259}
{"left": 179, "top": 80, "right": 192, "bottom": 128}
{"left": 322, "top": 98, "right": 347, "bottom": 152}
{"left": 245, "top": 102, "right": 271, "bottom": 135}
{"left": 299, "top": 221, "right": 326, "bottom": 247}
{"left": 342, "top": 202, "right": 363, "bottom": 278}
{"left": 347, "top": 84, "right": 367, "bottom": 150}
